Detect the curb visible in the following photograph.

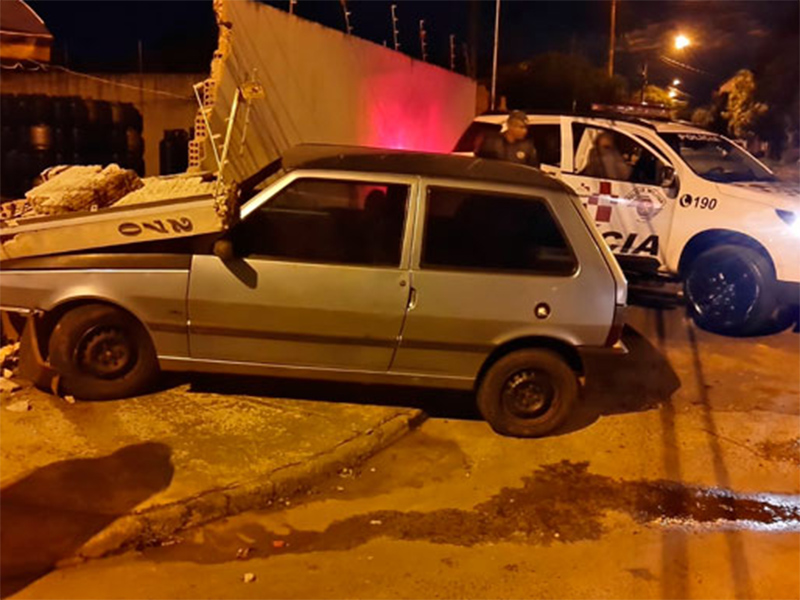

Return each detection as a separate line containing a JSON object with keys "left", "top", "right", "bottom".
{"left": 68, "top": 408, "right": 426, "bottom": 563}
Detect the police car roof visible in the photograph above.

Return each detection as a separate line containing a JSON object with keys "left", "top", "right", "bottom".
{"left": 281, "top": 144, "right": 567, "bottom": 192}
{"left": 473, "top": 112, "right": 716, "bottom": 136}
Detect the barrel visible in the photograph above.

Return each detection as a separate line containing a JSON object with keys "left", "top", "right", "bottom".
{"left": 29, "top": 95, "right": 53, "bottom": 125}
{"left": 159, "top": 129, "right": 189, "bottom": 174}
{"left": 29, "top": 124, "right": 53, "bottom": 151}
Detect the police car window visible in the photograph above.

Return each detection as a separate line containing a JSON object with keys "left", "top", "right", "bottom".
{"left": 659, "top": 133, "right": 775, "bottom": 183}
{"left": 453, "top": 122, "right": 501, "bottom": 153}
{"left": 238, "top": 179, "right": 409, "bottom": 267}
{"left": 573, "top": 124, "right": 663, "bottom": 186}
{"left": 422, "top": 187, "right": 577, "bottom": 275}
{"left": 528, "top": 124, "right": 561, "bottom": 166}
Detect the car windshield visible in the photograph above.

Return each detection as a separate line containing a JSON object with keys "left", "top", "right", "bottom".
{"left": 659, "top": 132, "right": 776, "bottom": 183}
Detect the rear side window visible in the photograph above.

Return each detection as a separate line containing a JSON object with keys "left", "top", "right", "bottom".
{"left": 453, "top": 122, "right": 501, "bottom": 153}
{"left": 421, "top": 187, "right": 577, "bottom": 275}
{"left": 528, "top": 124, "right": 561, "bottom": 167}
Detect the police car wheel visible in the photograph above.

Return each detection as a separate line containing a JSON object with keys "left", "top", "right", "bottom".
{"left": 477, "top": 349, "right": 578, "bottom": 437}
{"left": 684, "top": 244, "right": 777, "bottom": 336}
{"left": 48, "top": 304, "right": 159, "bottom": 400}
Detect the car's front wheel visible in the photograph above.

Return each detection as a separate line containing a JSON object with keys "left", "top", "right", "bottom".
{"left": 477, "top": 349, "right": 578, "bottom": 437}
{"left": 48, "top": 304, "right": 159, "bottom": 400}
{"left": 684, "top": 244, "right": 777, "bottom": 336}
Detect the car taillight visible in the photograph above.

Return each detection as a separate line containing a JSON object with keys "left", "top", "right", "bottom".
{"left": 605, "top": 305, "right": 626, "bottom": 346}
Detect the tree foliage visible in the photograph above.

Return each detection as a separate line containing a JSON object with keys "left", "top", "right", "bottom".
{"left": 721, "top": 69, "right": 768, "bottom": 139}
{"left": 498, "top": 52, "right": 628, "bottom": 112}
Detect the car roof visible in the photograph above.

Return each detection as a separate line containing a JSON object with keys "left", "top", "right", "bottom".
{"left": 472, "top": 112, "right": 716, "bottom": 136}
{"left": 281, "top": 144, "right": 568, "bottom": 192}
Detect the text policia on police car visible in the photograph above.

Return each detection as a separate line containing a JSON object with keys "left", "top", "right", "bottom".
{"left": 455, "top": 107, "right": 800, "bottom": 336}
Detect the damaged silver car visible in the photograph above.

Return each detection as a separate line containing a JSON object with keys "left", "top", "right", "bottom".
{"left": 0, "top": 146, "right": 627, "bottom": 436}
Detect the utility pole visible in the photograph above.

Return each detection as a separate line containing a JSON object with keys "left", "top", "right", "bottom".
{"left": 607, "top": 0, "right": 617, "bottom": 77}
{"left": 449, "top": 34, "right": 456, "bottom": 71}
{"left": 490, "top": 0, "right": 501, "bottom": 110}
{"left": 340, "top": 0, "right": 353, "bottom": 35}
{"left": 419, "top": 19, "right": 428, "bottom": 62}
{"left": 462, "top": 42, "right": 472, "bottom": 78}
{"left": 391, "top": 4, "right": 400, "bottom": 52}
{"left": 289, "top": 0, "right": 296, "bottom": 15}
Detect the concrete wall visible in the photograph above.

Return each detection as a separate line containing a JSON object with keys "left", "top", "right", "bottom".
{"left": 204, "top": 0, "right": 478, "bottom": 181}
{"left": 0, "top": 72, "right": 202, "bottom": 176}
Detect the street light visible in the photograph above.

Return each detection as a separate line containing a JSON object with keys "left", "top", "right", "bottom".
{"left": 672, "top": 78, "right": 681, "bottom": 86}
{"left": 668, "top": 88, "right": 677, "bottom": 99}
{"left": 674, "top": 34, "right": 691, "bottom": 50}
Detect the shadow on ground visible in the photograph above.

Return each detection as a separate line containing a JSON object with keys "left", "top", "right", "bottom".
{"left": 183, "top": 324, "right": 681, "bottom": 437}
{"left": 0, "top": 442, "right": 174, "bottom": 598}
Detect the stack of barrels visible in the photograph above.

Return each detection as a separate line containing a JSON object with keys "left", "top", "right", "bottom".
{"left": 1, "top": 95, "right": 145, "bottom": 199}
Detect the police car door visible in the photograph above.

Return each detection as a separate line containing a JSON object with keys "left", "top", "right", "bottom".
{"left": 560, "top": 119, "right": 677, "bottom": 267}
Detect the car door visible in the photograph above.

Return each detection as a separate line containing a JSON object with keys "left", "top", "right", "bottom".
{"left": 391, "top": 180, "right": 615, "bottom": 380}
{"left": 560, "top": 119, "right": 678, "bottom": 265}
{"left": 187, "top": 173, "right": 416, "bottom": 371}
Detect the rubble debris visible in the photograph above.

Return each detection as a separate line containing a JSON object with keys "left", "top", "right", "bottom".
{"left": 114, "top": 174, "right": 219, "bottom": 207}
{"left": 63, "top": 395, "right": 76, "bottom": 405}
{"left": 242, "top": 573, "right": 256, "bottom": 583}
{"left": 25, "top": 164, "right": 143, "bottom": 216}
{"left": 339, "top": 467, "right": 354, "bottom": 478}
{"left": 5, "top": 399, "right": 29, "bottom": 411}
{"left": 0, "top": 343, "right": 20, "bottom": 370}
{"left": 235, "top": 547, "right": 252, "bottom": 560}
{"left": 0, "top": 198, "right": 33, "bottom": 222}
{"left": 271, "top": 540, "right": 285, "bottom": 549}
{"left": 369, "top": 520, "right": 382, "bottom": 526}
{"left": 0, "top": 378, "right": 21, "bottom": 394}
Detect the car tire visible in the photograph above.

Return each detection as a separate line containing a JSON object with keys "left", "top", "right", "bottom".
{"left": 684, "top": 244, "right": 777, "bottom": 336}
{"left": 48, "top": 304, "right": 159, "bottom": 400}
{"left": 476, "top": 349, "right": 578, "bottom": 437}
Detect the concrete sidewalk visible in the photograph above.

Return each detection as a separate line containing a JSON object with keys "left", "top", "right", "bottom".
{"left": 0, "top": 380, "right": 424, "bottom": 572}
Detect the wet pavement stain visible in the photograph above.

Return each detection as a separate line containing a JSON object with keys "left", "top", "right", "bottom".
{"left": 144, "top": 460, "right": 800, "bottom": 565}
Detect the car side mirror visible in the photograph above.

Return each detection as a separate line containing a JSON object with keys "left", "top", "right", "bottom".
{"left": 213, "top": 237, "right": 237, "bottom": 261}
{"left": 661, "top": 166, "right": 676, "bottom": 187}
{"left": 661, "top": 166, "right": 679, "bottom": 198}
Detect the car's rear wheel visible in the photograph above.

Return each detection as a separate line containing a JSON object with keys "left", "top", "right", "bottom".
{"left": 477, "top": 349, "right": 578, "bottom": 437}
{"left": 48, "top": 304, "right": 159, "bottom": 400}
{"left": 684, "top": 245, "right": 777, "bottom": 336}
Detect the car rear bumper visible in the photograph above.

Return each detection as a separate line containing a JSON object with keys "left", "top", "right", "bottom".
{"left": 777, "top": 280, "right": 800, "bottom": 306}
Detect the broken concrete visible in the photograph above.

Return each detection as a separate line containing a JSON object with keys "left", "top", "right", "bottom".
{"left": 25, "top": 165, "right": 143, "bottom": 216}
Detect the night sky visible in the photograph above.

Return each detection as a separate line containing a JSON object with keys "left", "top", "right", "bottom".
{"left": 23, "top": 0, "right": 800, "bottom": 105}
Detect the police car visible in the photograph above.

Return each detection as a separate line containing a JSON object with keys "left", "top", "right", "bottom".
{"left": 455, "top": 107, "right": 800, "bottom": 335}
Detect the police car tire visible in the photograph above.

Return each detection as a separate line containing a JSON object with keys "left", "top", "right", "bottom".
{"left": 48, "top": 304, "right": 159, "bottom": 401}
{"left": 477, "top": 349, "right": 577, "bottom": 438}
{"left": 684, "top": 244, "right": 777, "bottom": 336}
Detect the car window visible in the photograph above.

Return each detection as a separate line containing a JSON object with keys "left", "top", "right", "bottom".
{"left": 528, "top": 124, "right": 561, "bottom": 167}
{"left": 659, "top": 132, "right": 775, "bottom": 183}
{"left": 421, "top": 187, "right": 577, "bottom": 276}
{"left": 572, "top": 123, "right": 664, "bottom": 186}
{"left": 453, "top": 122, "right": 501, "bottom": 154}
{"left": 454, "top": 121, "right": 561, "bottom": 168}
{"left": 237, "top": 179, "right": 409, "bottom": 267}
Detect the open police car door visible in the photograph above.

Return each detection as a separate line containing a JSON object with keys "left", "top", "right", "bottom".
{"left": 560, "top": 117, "right": 679, "bottom": 269}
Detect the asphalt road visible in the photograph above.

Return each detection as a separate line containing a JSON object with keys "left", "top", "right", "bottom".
{"left": 10, "top": 306, "right": 800, "bottom": 600}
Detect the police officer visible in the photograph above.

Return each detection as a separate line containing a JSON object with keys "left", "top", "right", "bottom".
{"left": 476, "top": 110, "right": 539, "bottom": 168}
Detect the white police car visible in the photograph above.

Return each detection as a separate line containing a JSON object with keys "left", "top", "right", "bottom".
{"left": 455, "top": 107, "right": 799, "bottom": 335}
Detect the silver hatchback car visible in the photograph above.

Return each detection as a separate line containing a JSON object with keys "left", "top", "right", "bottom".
{"left": 1, "top": 146, "right": 627, "bottom": 437}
